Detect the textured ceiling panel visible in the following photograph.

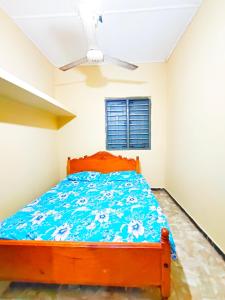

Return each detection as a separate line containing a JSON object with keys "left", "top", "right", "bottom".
{"left": 0, "top": 0, "right": 202, "bottom": 66}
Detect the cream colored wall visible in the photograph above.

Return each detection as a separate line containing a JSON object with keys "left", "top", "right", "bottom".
{"left": 0, "top": 9, "right": 53, "bottom": 95}
{"left": 166, "top": 0, "right": 225, "bottom": 252}
{"left": 0, "top": 9, "right": 59, "bottom": 219}
{"left": 54, "top": 63, "right": 167, "bottom": 187}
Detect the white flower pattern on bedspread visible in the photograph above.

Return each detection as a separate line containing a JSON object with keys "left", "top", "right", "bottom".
{"left": 0, "top": 171, "right": 176, "bottom": 259}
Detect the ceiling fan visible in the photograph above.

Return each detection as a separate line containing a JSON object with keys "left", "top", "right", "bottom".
{"left": 59, "top": 1, "right": 138, "bottom": 71}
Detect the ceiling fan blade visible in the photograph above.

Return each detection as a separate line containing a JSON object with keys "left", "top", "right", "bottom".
{"left": 104, "top": 55, "right": 138, "bottom": 70}
{"left": 59, "top": 57, "right": 88, "bottom": 71}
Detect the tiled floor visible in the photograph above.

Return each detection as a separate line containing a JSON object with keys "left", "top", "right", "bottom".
{"left": 0, "top": 190, "right": 224, "bottom": 299}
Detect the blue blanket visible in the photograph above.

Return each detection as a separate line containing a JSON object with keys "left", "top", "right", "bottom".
{"left": 0, "top": 171, "right": 176, "bottom": 259}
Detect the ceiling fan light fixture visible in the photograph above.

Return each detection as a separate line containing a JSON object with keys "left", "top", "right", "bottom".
{"left": 87, "top": 49, "right": 104, "bottom": 63}
{"left": 59, "top": 1, "right": 138, "bottom": 71}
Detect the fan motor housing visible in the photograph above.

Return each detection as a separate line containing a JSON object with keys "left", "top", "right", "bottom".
{"left": 87, "top": 49, "right": 104, "bottom": 63}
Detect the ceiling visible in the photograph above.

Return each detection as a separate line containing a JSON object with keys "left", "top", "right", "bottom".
{"left": 0, "top": 0, "right": 202, "bottom": 67}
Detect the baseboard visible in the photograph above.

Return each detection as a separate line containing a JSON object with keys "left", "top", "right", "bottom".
{"left": 162, "top": 189, "right": 225, "bottom": 261}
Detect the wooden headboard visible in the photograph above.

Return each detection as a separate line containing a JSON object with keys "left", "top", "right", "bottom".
{"left": 67, "top": 151, "right": 140, "bottom": 175}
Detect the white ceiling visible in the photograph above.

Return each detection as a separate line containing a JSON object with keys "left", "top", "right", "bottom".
{"left": 0, "top": 0, "right": 202, "bottom": 67}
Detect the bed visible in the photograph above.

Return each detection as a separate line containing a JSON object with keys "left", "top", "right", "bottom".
{"left": 0, "top": 151, "right": 174, "bottom": 299}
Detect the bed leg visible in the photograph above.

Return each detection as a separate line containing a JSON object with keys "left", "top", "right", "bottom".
{"left": 67, "top": 157, "right": 71, "bottom": 175}
{"left": 160, "top": 228, "right": 171, "bottom": 299}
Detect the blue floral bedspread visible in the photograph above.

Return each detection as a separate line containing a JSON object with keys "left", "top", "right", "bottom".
{"left": 0, "top": 171, "right": 176, "bottom": 259}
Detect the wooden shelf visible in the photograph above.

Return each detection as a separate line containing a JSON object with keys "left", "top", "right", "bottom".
{"left": 0, "top": 68, "right": 75, "bottom": 129}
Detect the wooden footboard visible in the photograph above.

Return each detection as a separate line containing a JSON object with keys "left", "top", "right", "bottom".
{"left": 0, "top": 229, "right": 170, "bottom": 298}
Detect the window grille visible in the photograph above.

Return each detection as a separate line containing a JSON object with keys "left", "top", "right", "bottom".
{"left": 105, "top": 98, "right": 151, "bottom": 150}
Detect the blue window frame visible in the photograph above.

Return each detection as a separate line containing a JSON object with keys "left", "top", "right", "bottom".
{"left": 105, "top": 98, "right": 151, "bottom": 150}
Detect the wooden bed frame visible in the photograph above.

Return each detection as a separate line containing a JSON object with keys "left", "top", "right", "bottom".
{"left": 66, "top": 151, "right": 141, "bottom": 174}
{"left": 0, "top": 151, "right": 171, "bottom": 299}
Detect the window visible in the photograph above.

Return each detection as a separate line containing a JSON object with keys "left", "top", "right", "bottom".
{"left": 105, "top": 98, "right": 151, "bottom": 150}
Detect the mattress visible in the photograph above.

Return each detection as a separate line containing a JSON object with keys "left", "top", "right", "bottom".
{"left": 0, "top": 171, "right": 176, "bottom": 259}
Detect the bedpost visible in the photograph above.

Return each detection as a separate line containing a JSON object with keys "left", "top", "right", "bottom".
{"left": 67, "top": 157, "right": 71, "bottom": 175}
{"left": 136, "top": 156, "right": 140, "bottom": 173}
{"left": 160, "top": 228, "right": 171, "bottom": 299}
